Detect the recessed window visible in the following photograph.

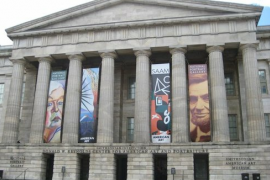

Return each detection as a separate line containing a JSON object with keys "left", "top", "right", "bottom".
{"left": 225, "top": 73, "right": 235, "bottom": 96}
{"left": 265, "top": 114, "right": 270, "bottom": 137}
{"left": 128, "top": 77, "right": 135, "bottom": 99}
{"left": 228, "top": 114, "right": 238, "bottom": 141}
{"left": 0, "top": 84, "right": 4, "bottom": 104}
{"left": 259, "top": 70, "right": 268, "bottom": 94}
{"left": 127, "top": 117, "right": 134, "bottom": 142}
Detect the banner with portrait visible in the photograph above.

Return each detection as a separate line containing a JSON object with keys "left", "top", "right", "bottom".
{"left": 151, "top": 63, "right": 171, "bottom": 143}
{"left": 79, "top": 68, "right": 99, "bottom": 143}
{"left": 188, "top": 64, "right": 211, "bottom": 142}
{"left": 44, "top": 70, "right": 67, "bottom": 143}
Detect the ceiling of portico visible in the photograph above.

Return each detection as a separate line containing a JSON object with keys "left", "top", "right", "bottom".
{"left": 6, "top": 0, "right": 263, "bottom": 36}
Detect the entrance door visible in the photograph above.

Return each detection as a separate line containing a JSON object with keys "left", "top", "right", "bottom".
{"left": 116, "top": 154, "right": 127, "bottom": 180}
{"left": 194, "top": 154, "right": 209, "bottom": 180}
{"left": 80, "top": 154, "right": 90, "bottom": 180}
{"left": 154, "top": 154, "right": 167, "bottom": 180}
{"left": 45, "top": 154, "right": 54, "bottom": 180}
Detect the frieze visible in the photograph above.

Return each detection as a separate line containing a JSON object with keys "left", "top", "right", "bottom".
{"left": 12, "top": 19, "right": 255, "bottom": 50}
{"left": 43, "top": 146, "right": 208, "bottom": 154}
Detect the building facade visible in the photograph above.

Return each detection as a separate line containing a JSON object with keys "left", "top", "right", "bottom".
{"left": 0, "top": 0, "right": 270, "bottom": 179}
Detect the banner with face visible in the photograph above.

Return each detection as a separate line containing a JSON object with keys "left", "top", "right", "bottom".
{"left": 44, "top": 71, "right": 67, "bottom": 143}
{"left": 188, "top": 65, "right": 211, "bottom": 142}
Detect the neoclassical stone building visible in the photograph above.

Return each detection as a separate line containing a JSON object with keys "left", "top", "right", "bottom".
{"left": 0, "top": 0, "right": 270, "bottom": 180}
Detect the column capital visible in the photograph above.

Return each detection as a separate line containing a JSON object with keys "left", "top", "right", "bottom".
{"left": 207, "top": 46, "right": 224, "bottom": 53}
{"left": 99, "top": 51, "right": 117, "bottom": 59}
{"left": 25, "top": 63, "right": 37, "bottom": 72}
{"left": 67, "top": 53, "right": 85, "bottom": 62}
{"left": 10, "top": 58, "right": 27, "bottom": 65}
{"left": 240, "top": 43, "right": 258, "bottom": 51}
{"left": 170, "top": 47, "right": 187, "bottom": 55}
{"left": 134, "top": 49, "right": 151, "bottom": 57}
{"left": 36, "top": 55, "right": 54, "bottom": 63}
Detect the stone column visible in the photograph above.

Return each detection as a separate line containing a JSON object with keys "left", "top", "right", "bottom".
{"left": 207, "top": 46, "right": 230, "bottom": 142}
{"left": 29, "top": 56, "right": 53, "bottom": 143}
{"left": 134, "top": 50, "right": 151, "bottom": 143}
{"left": 241, "top": 44, "right": 266, "bottom": 142}
{"left": 2, "top": 59, "right": 26, "bottom": 143}
{"left": 19, "top": 66, "right": 37, "bottom": 143}
{"left": 62, "top": 54, "right": 85, "bottom": 144}
{"left": 170, "top": 47, "right": 188, "bottom": 143}
{"left": 97, "top": 52, "right": 117, "bottom": 143}
{"left": 237, "top": 55, "right": 248, "bottom": 141}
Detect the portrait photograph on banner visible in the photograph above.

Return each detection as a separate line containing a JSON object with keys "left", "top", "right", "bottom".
{"left": 151, "top": 63, "right": 171, "bottom": 143}
{"left": 43, "top": 71, "right": 67, "bottom": 143}
{"left": 79, "top": 68, "right": 99, "bottom": 143}
{"left": 188, "top": 64, "right": 211, "bottom": 142}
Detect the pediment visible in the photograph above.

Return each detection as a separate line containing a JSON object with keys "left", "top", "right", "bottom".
{"left": 36, "top": 2, "right": 229, "bottom": 31}
{"left": 6, "top": 0, "right": 263, "bottom": 35}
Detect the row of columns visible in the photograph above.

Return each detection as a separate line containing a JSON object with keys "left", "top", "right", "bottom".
{"left": 1, "top": 44, "right": 266, "bottom": 144}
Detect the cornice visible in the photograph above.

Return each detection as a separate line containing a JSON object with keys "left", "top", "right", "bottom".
{"left": 7, "top": 12, "right": 261, "bottom": 39}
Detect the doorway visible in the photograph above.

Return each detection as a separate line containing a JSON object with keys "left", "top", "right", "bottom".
{"left": 115, "top": 154, "right": 127, "bottom": 180}
{"left": 80, "top": 154, "right": 90, "bottom": 180}
{"left": 45, "top": 154, "right": 54, "bottom": 180}
{"left": 194, "top": 154, "right": 209, "bottom": 180}
{"left": 154, "top": 154, "right": 167, "bottom": 180}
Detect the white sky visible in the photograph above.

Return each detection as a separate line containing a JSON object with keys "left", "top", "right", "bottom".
{"left": 0, "top": 0, "right": 269, "bottom": 46}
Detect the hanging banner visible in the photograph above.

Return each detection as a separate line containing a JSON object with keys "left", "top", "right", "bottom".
{"left": 188, "top": 64, "right": 211, "bottom": 142}
{"left": 151, "top": 63, "right": 171, "bottom": 143}
{"left": 44, "top": 71, "right": 67, "bottom": 143}
{"left": 79, "top": 68, "right": 99, "bottom": 143}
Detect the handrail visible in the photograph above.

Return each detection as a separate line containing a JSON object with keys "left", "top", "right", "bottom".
{"left": 15, "top": 168, "right": 28, "bottom": 180}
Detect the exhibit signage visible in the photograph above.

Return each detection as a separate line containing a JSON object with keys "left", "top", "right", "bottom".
{"left": 151, "top": 63, "right": 171, "bottom": 143}
{"left": 43, "top": 71, "right": 67, "bottom": 143}
{"left": 188, "top": 65, "right": 211, "bottom": 142}
{"left": 79, "top": 68, "right": 99, "bottom": 143}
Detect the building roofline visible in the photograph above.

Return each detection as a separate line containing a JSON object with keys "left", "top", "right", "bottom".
{"left": 5, "top": 0, "right": 263, "bottom": 34}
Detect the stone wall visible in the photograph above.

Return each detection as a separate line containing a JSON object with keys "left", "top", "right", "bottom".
{"left": 0, "top": 143, "right": 269, "bottom": 180}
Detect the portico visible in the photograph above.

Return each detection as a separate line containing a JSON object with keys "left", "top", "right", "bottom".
{"left": 0, "top": 0, "right": 269, "bottom": 180}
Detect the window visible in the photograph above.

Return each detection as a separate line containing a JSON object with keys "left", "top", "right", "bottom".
{"left": 259, "top": 70, "right": 268, "bottom": 94}
{"left": 228, "top": 114, "right": 238, "bottom": 141}
{"left": 265, "top": 114, "right": 270, "bottom": 137}
{"left": 0, "top": 84, "right": 4, "bottom": 104}
{"left": 128, "top": 77, "right": 135, "bottom": 99}
{"left": 127, "top": 117, "right": 134, "bottom": 142}
{"left": 225, "top": 73, "right": 235, "bottom": 96}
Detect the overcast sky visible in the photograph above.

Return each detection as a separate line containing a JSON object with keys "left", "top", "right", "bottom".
{"left": 0, "top": 0, "right": 269, "bottom": 46}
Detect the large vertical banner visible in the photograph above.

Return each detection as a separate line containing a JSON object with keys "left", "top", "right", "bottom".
{"left": 151, "top": 63, "right": 171, "bottom": 143}
{"left": 188, "top": 65, "right": 211, "bottom": 142}
{"left": 44, "top": 71, "right": 67, "bottom": 143}
{"left": 79, "top": 68, "right": 99, "bottom": 143}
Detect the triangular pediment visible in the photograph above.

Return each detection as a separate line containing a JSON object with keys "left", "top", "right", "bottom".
{"left": 35, "top": 2, "right": 229, "bottom": 31}
{"left": 6, "top": 0, "right": 263, "bottom": 35}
